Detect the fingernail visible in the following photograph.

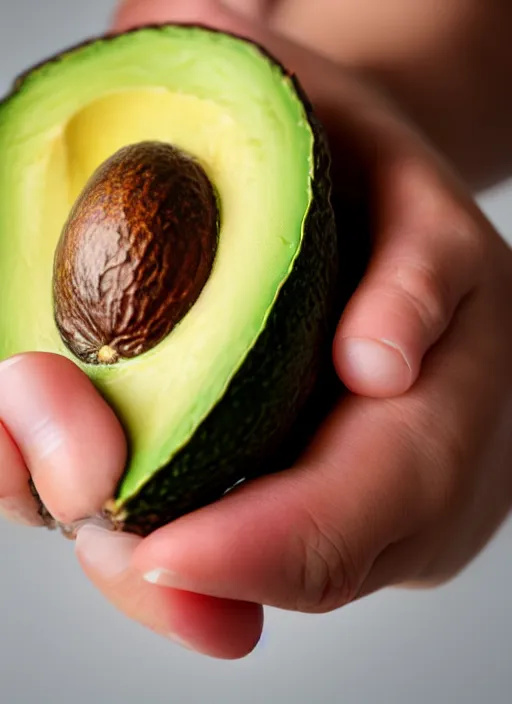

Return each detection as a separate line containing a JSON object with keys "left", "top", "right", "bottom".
{"left": 75, "top": 524, "right": 142, "bottom": 579}
{"left": 341, "top": 337, "right": 412, "bottom": 394}
{"left": 144, "top": 568, "right": 180, "bottom": 588}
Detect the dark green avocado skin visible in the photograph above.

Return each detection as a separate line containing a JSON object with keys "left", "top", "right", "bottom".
{"left": 119, "top": 63, "right": 340, "bottom": 536}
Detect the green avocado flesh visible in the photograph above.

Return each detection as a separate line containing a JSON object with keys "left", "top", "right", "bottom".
{"left": 0, "top": 25, "right": 338, "bottom": 535}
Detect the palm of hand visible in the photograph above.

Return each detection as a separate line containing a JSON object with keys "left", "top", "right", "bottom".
{"left": 0, "top": 0, "right": 510, "bottom": 659}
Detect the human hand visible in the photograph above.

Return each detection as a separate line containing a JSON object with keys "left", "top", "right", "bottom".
{"left": 1, "top": 0, "right": 511, "bottom": 660}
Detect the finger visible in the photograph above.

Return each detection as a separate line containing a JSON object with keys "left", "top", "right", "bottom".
{"left": 74, "top": 293, "right": 500, "bottom": 616}
{"left": 221, "top": 0, "right": 274, "bottom": 16}
{"left": 334, "top": 160, "right": 483, "bottom": 397}
{"left": 0, "top": 390, "right": 42, "bottom": 526}
{"left": 75, "top": 525, "right": 263, "bottom": 659}
{"left": 112, "top": 0, "right": 240, "bottom": 33}
{"left": 131, "top": 394, "right": 433, "bottom": 614}
{"left": 122, "top": 279, "right": 503, "bottom": 613}
{"left": 0, "top": 353, "right": 127, "bottom": 524}
{"left": 111, "top": 0, "right": 484, "bottom": 401}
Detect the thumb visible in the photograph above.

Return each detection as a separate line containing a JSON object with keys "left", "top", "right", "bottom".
{"left": 126, "top": 395, "right": 431, "bottom": 613}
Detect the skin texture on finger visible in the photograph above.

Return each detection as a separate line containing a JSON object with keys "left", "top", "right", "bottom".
{"left": 75, "top": 526, "right": 263, "bottom": 659}
{"left": 129, "top": 266, "right": 511, "bottom": 613}
{"left": 221, "top": 0, "right": 275, "bottom": 16}
{"left": 111, "top": 0, "right": 510, "bottom": 586}
{"left": 130, "top": 396, "right": 433, "bottom": 614}
{"left": 333, "top": 155, "right": 484, "bottom": 397}
{"left": 0, "top": 353, "right": 127, "bottom": 524}
{"left": 112, "top": 0, "right": 245, "bottom": 33}
{"left": 72, "top": 255, "right": 511, "bottom": 653}
{"left": 0, "top": 417, "right": 42, "bottom": 526}
{"left": 357, "top": 265, "right": 512, "bottom": 593}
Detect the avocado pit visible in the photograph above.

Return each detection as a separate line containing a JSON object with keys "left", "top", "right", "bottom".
{"left": 53, "top": 141, "right": 219, "bottom": 365}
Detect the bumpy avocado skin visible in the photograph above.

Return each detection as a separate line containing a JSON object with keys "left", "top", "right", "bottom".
{"left": 118, "top": 71, "right": 339, "bottom": 535}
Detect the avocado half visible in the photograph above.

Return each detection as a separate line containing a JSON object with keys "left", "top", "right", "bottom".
{"left": 0, "top": 25, "right": 339, "bottom": 536}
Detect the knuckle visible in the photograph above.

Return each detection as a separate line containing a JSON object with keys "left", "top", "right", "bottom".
{"left": 378, "top": 166, "right": 487, "bottom": 336}
{"left": 387, "top": 208, "right": 484, "bottom": 338}
{"left": 294, "top": 513, "right": 360, "bottom": 613}
{"left": 443, "top": 202, "right": 488, "bottom": 271}
{"left": 393, "top": 260, "right": 454, "bottom": 337}
{"left": 398, "top": 155, "right": 486, "bottom": 254}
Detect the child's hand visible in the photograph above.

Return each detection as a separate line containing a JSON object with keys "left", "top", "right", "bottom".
{"left": 1, "top": 0, "right": 511, "bottom": 660}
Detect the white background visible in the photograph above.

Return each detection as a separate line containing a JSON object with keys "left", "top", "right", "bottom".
{"left": 0, "top": 2, "right": 511, "bottom": 703}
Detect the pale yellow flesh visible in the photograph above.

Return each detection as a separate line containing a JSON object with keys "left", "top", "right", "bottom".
{"left": 0, "top": 28, "right": 313, "bottom": 503}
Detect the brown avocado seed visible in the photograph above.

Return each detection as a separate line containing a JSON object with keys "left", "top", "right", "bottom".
{"left": 53, "top": 141, "right": 219, "bottom": 365}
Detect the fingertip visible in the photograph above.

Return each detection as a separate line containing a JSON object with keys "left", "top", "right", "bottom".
{"left": 333, "top": 336, "right": 415, "bottom": 398}
{"left": 76, "top": 524, "right": 263, "bottom": 659}
{"left": 164, "top": 591, "right": 264, "bottom": 660}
